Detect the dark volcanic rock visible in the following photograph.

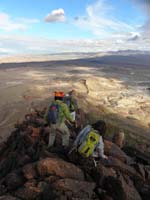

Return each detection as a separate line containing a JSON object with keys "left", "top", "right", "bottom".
{"left": 37, "top": 157, "right": 84, "bottom": 181}
{"left": 0, "top": 107, "right": 149, "bottom": 200}
{"left": 4, "top": 171, "right": 25, "bottom": 191}
{"left": 144, "top": 165, "right": 150, "bottom": 184}
{"left": 101, "top": 157, "right": 142, "bottom": 180}
{"left": 14, "top": 186, "right": 41, "bottom": 200}
{"left": 0, "top": 196, "right": 20, "bottom": 200}
{"left": 22, "top": 163, "right": 37, "bottom": 180}
{"left": 104, "top": 140, "right": 130, "bottom": 163}
{"left": 103, "top": 174, "right": 142, "bottom": 200}
{"left": 53, "top": 178, "right": 96, "bottom": 199}
{"left": 96, "top": 163, "right": 117, "bottom": 186}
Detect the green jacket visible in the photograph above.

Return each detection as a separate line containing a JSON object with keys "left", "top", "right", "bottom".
{"left": 44, "top": 100, "right": 74, "bottom": 124}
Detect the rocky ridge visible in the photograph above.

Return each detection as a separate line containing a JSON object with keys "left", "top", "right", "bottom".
{"left": 0, "top": 107, "right": 150, "bottom": 200}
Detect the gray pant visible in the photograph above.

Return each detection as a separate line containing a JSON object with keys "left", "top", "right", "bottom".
{"left": 48, "top": 122, "right": 70, "bottom": 147}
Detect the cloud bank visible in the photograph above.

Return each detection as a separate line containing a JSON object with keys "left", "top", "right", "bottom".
{"left": 0, "top": 34, "right": 149, "bottom": 56}
{"left": 0, "top": 12, "right": 39, "bottom": 31}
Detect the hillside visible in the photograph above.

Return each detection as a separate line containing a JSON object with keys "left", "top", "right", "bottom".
{"left": 0, "top": 53, "right": 150, "bottom": 199}
{"left": 0, "top": 107, "right": 149, "bottom": 200}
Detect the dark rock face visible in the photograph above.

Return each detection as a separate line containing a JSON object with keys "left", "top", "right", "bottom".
{"left": 4, "top": 172, "right": 25, "bottom": 191}
{"left": 0, "top": 196, "right": 20, "bottom": 200}
{"left": 22, "top": 163, "right": 37, "bottom": 180}
{"left": 53, "top": 178, "right": 96, "bottom": 199}
{"left": 0, "top": 107, "right": 150, "bottom": 200}
{"left": 101, "top": 157, "right": 142, "bottom": 180}
{"left": 96, "top": 163, "right": 117, "bottom": 186}
{"left": 103, "top": 174, "right": 142, "bottom": 200}
{"left": 104, "top": 140, "right": 130, "bottom": 163}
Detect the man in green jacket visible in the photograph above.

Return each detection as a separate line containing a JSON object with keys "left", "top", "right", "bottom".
{"left": 63, "top": 90, "right": 78, "bottom": 122}
{"left": 45, "top": 91, "right": 74, "bottom": 148}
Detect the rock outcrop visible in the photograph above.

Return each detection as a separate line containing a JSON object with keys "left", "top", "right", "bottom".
{"left": 0, "top": 108, "right": 149, "bottom": 200}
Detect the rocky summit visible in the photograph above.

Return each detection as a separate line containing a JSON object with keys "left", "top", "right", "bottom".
{"left": 0, "top": 108, "right": 150, "bottom": 200}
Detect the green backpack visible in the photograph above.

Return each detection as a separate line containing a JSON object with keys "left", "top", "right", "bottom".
{"left": 78, "top": 130, "right": 100, "bottom": 157}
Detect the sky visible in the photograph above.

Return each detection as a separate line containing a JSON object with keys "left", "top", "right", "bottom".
{"left": 0, "top": 0, "right": 150, "bottom": 55}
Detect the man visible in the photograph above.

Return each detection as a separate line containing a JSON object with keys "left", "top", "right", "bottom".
{"left": 71, "top": 120, "right": 107, "bottom": 159}
{"left": 45, "top": 91, "right": 74, "bottom": 148}
{"left": 63, "top": 90, "right": 78, "bottom": 121}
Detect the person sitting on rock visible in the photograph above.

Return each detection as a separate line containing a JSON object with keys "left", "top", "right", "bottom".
{"left": 44, "top": 91, "right": 74, "bottom": 148}
{"left": 70, "top": 120, "right": 107, "bottom": 160}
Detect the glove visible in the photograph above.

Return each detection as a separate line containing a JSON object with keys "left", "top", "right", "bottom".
{"left": 102, "top": 155, "right": 108, "bottom": 159}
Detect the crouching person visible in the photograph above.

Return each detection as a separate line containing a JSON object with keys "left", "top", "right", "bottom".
{"left": 69, "top": 120, "right": 107, "bottom": 163}
{"left": 44, "top": 91, "right": 74, "bottom": 148}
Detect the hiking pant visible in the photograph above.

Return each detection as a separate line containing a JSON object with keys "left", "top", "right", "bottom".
{"left": 48, "top": 122, "right": 70, "bottom": 147}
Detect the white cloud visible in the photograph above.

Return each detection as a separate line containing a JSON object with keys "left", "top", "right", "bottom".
{"left": 132, "top": 0, "right": 150, "bottom": 35}
{"left": 0, "top": 34, "right": 149, "bottom": 56}
{"left": 0, "top": 12, "right": 39, "bottom": 31}
{"left": 45, "top": 8, "right": 66, "bottom": 23}
{"left": 74, "top": 0, "right": 136, "bottom": 38}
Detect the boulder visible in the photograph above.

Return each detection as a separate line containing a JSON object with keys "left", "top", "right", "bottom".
{"left": 96, "top": 163, "right": 117, "bottom": 186}
{"left": 104, "top": 140, "right": 130, "bottom": 163}
{"left": 53, "top": 178, "right": 96, "bottom": 199}
{"left": 24, "top": 179, "right": 37, "bottom": 188}
{"left": 133, "top": 167, "right": 150, "bottom": 200}
{"left": 103, "top": 174, "right": 142, "bottom": 200}
{"left": 0, "top": 143, "right": 7, "bottom": 158}
{"left": 14, "top": 186, "right": 41, "bottom": 200}
{"left": 144, "top": 165, "right": 150, "bottom": 184}
{"left": 45, "top": 175, "right": 60, "bottom": 184}
{"left": 37, "top": 158, "right": 84, "bottom": 181}
{"left": 17, "top": 154, "right": 32, "bottom": 167}
{"left": 14, "top": 180, "right": 47, "bottom": 200}
{"left": 0, "top": 184, "right": 7, "bottom": 196}
{"left": 0, "top": 196, "right": 20, "bottom": 200}
{"left": 100, "top": 157, "right": 142, "bottom": 180}
{"left": 22, "top": 163, "right": 37, "bottom": 180}
{"left": 4, "top": 172, "right": 25, "bottom": 191}
{"left": 134, "top": 180, "right": 150, "bottom": 200}
{"left": 132, "top": 163, "right": 146, "bottom": 180}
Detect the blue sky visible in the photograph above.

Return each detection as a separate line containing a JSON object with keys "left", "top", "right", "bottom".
{"left": 0, "top": 0, "right": 149, "bottom": 55}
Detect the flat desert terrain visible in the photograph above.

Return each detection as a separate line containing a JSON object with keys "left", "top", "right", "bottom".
{"left": 0, "top": 53, "right": 150, "bottom": 149}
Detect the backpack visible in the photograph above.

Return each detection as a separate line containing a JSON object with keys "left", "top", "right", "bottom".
{"left": 63, "top": 96, "right": 75, "bottom": 112}
{"left": 77, "top": 130, "right": 100, "bottom": 158}
{"left": 47, "top": 103, "right": 59, "bottom": 124}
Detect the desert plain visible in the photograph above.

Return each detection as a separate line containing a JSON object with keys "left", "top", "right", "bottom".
{"left": 0, "top": 52, "right": 150, "bottom": 154}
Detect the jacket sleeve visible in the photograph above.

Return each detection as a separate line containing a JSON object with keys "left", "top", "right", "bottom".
{"left": 62, "top": 103, "right": 74, "bottom": 122}
{"left": 96, "top": 137, "right": 105, "bottom": 158}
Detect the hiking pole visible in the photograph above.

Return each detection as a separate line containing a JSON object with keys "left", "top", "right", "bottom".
{"left": 68, "top": 146, "right": 77, "bottom": 155}
{"left": 93, "top": 158, "right": 98, "bottom": 167}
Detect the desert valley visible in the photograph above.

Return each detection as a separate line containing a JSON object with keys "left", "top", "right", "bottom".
{"left": 0, "top": 52, "right": 149, "bottom": 155}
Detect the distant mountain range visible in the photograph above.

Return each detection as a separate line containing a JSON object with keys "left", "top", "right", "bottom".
{"left": 107, "top": 50, "right": 150, "bottom": 55}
